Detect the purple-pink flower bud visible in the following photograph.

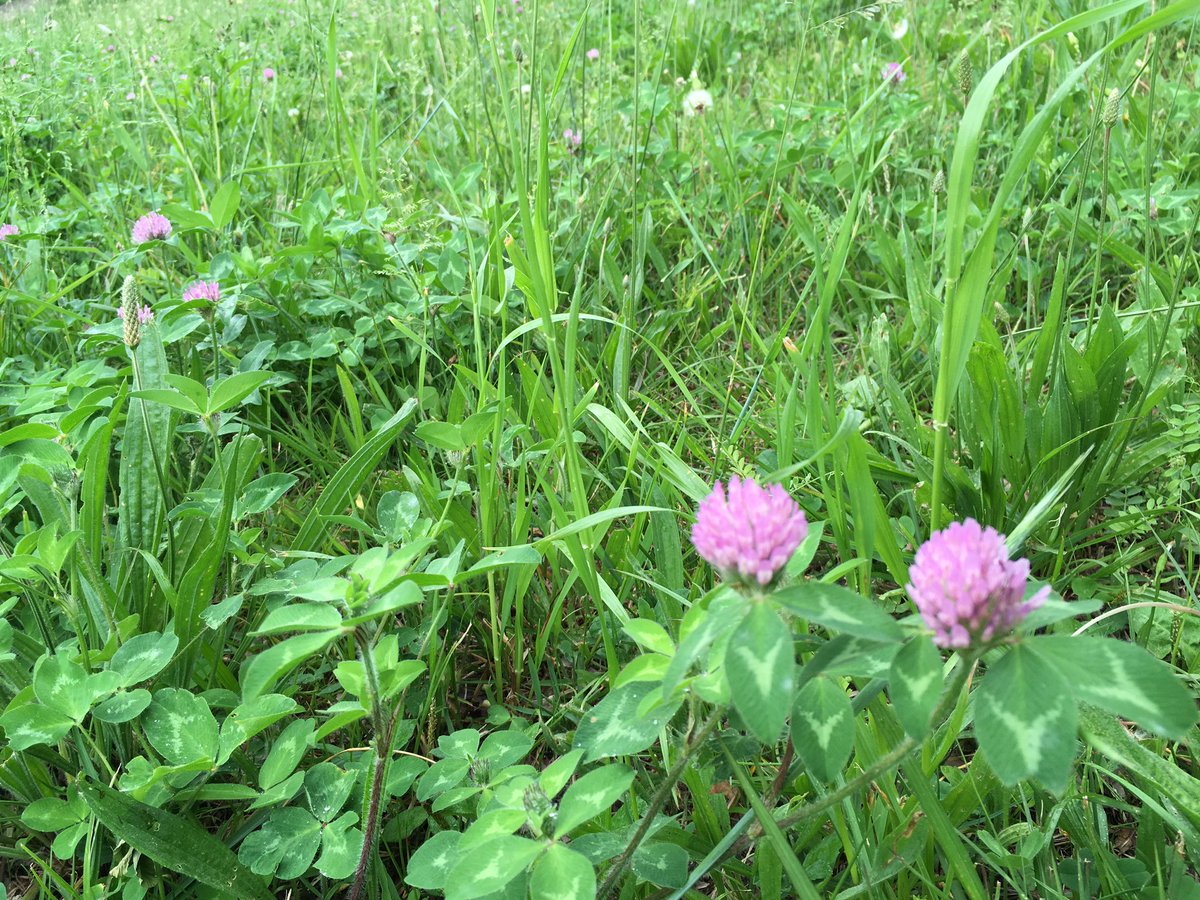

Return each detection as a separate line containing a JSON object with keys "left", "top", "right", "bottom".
{"left": 131, "top": 212, "right": 172, "bottom": 244}
{"left": 0, "top": 223, "right": 18, "bottom": 241}
{"left": 906, "top": 519, "right": 1048, "bottom": 649}
{"left": 692, "top": 477, "right": 808, "bottom": 586}
{"left": 262, "top": 67, "right": 276, "bottom": 82}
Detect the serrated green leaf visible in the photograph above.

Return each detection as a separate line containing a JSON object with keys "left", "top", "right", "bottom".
{"left": 1029, "top": 635, "right": 1197, "bottom": 739}
{"left": 530, "top": 844, "right": 596, "bottom": 899}
{"left": 790, "top": 676, "right": 855, "bottom": 782}
{"left": 888, "top": 635, "right": 944, "bottom": 738}
{"left": 973, "top": 645, "right": 1078, "bottom": 793}
{"left": 727, "top": 604, "right": 794, "bottom": 744}
{"left": 554, "top": 764, "right": 635, "bottom": 837}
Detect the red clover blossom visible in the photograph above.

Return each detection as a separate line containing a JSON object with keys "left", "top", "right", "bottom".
{"left": 906, "top": 518, "right": 1048, "bottom": 649}
{"left": 692, "top": 476, "right": 808, "bottom": 587}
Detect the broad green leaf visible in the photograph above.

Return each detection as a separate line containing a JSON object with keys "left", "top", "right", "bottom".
{"left": 92, "top": 689, "right": 152, "bottom": 724}
{"left": 238, "top": 472, "right": 297, "bottom": 516}
{"left": 304, "top": 762, "right": 356, "bottom": 822}
{"left": 444, "top": 835, "right": 542, "bottom": 899}
{"left": 554, "top": 764, "right": 635, "bottom": 836}
{"left": 973, "top": 645, "right": 1078, "bottom": 793}
{"left": 573, "top": 681, "right": 679, "bottom": 761}
{"left": 406, "top": 831, "right": 462, "bottom": 890}
{"left": 79, "top": 780, "right": 272, "bottom": 899}
{"left": 726, "top": 604, "right": 794, "bottom": 744}
{"left": 210, "top": 180, "right": 241, "bottom": 229}
{"left": 22, "top": 795, "right": 87, "bottom": 832}
{"left": 208, "top": 371, "right": 272, "bottom": 415}
{"left": 238, "top": 806, "right": 321, "bottom": 879}
{"left": 631, "top": 841, "right": 689, "bottom": 888}
{"left": 530, "top": 844, "right": 596, "bottom": 899}
{"left": 463, "top": 544, "right": 543, "bottom": 577}
{"left": 240, "top": 630, "right": 338, "bottom": 700}
{"left": 314, "top": 811, "right": 362, "bottom": 879}
{"left": 386, "top": 756, "right": 428, "bottom": 797}
{"left": 142, "top": 688, "right": 219, "bottom": 765}
{"left": 773, "top": 582, "right": 902, "bottom": 643}
{"left": 109, "top": 631, "right": 179, "bottom": 687}
{"left": 790, "top": 676, "right": 855, "bottom": 783}
{"left": 478, "top": 729, "right": 533, "bottom": 768}
{"left": 416, "top": 419, "right": 465, "bottom": 452}
{"left": 888, "top": 635, "right": 944, "bottom": 738}
{"left": 416, "top": 758, "right": 471, "bottom": 802}
{"left": 1029, "top": 635, "right": 1197, "bottom": 739}
{"left": 201, "top": 594, "right": 244, "bottom": 629}
{"left": 259, "top": 718, "right": 315, "bottom": 789}
{"left": 460, "top": 809, "right": 528, "bottom": 851}
{"left": 34, "top": 652, "right": 93, "bottom": 721}
{"left": 222, "top": 694, "right": 299, "bottom": 741}
{"left": 539, "top": 749, "right": 585, "bottom": 798}
{"left": 129, "top": 388, "right": 202, "bottom": 415}
{"left": 623, "top": 619, "right": 675, "bottom": 656}
{"left": 248, "top": 770, "right": 305, "bottom": 810}
{"left": 165, "top": 374, "right": 210, "bottom": 412}
{"left": 252, "top": 603, "right": 342, "bottom": 635}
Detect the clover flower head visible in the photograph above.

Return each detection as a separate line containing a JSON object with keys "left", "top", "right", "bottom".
{"left": 881, "top": 61, "right": 906, "bottom": 84}
{"left": 131, "top": 212, "right": 172, "bottom": 244}
{"left": 262, "top": 66, "right": 276, "bottom": 82}
{"left": 0, "top": 223, "right": 17, "bottom": 241}
{"left": 562, "top": 128, "right": 582, "bottom": 150}
{"left": 906, "top": 518, "right": 1049, "bottom": 649}
{"left": 183, "top": 280, "right": 220, "bottom": 303}
{"left": 692, "top": 476, "right": 808, "bottom": 587}
{"left": 684, "top": 87, "right": 713, "bottom": 117}
{"left": 586, "top": 48, "right": 600, "bottom": 61}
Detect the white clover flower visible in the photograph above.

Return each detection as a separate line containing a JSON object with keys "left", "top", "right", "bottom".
{"left": 684, "top": 88, "right": 712, "bottom": 116}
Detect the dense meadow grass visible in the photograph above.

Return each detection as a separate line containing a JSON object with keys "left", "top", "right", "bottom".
{"left": 2, "top": 0, "right": 1200, "bottom": 896}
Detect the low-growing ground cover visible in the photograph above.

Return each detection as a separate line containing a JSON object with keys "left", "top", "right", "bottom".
{"left": 1, "top": 0, "right": 1199, "bottom": 897}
